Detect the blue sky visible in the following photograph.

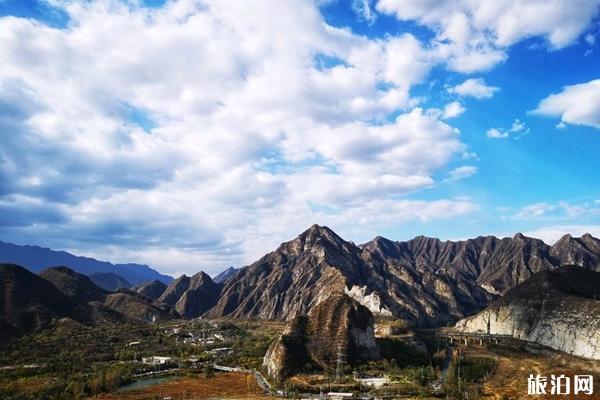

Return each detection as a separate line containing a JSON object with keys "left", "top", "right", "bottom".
{"left": 0, "top": 0, "right": 599, "bottom": 276}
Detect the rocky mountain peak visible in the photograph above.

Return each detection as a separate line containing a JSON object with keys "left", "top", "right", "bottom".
{"left": 40, "top": 266, "right": 108, "bottom": 304}
{"left": 212, "top": 266, "right": 239, "bottom": 284}
{"left": 263, "top": 292, "right": 378, "bottom": 382}
{"left": 513, "top": 232, "right": 526, "bottom": 240}
{"left": 192, "top": 270, "right": 211, "bottom": 281}
{"left": 263, "top": 225, "right": 363, "bottom": 277}
{"left": 289, "top": 224, "right": 353, "bottom": 255}
{"left": 550, "top": 233, "right": 600, "bottom": 268}
{"left": 581, "top": 233, "right": 600, "bottom": 251}
{"left": 155, "top": 271, "right": 221, "bottom": 319}
{"left": 556, "top": 233, "right": 574, "bottom": 244}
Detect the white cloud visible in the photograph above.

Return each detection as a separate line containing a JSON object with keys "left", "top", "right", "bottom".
{"left": 533, "top": 79, "right": 600, "bottom": 129}
{"left": 376, "top": 0, "right": 600, "bottom": 73}
{"left": 514, "top": 200, "right": 600, "bottom": 220}
{"left": 485, "top": 128, "right": 507, "bottom": 139}
{"left": 525, "top": 225, "right": 600, "bottom": 244}
{"left": 446, "top": 165, "right": 478, "bottom": 181}
{"left": 0, "top": 0, "right": 478, "bottom": 274}
{"left": 442, "top": 101, "right": 466, "bottom": 119}
{"left": 461, "top": 151, "right": 479, "bottom": 160}
{"left": 449, "top": 78, "right": 499, "bottom": 99}
{"left": 585, "top": 33, "right": 596, "bottom": 45}
{"left": 514, "top": 203, "right": 555, "bottom": 219}
{"left": 352, "top": 0, "right": 377, "bottom": 24}
{"left": 486, "top": 119, "right": 529, "bottom": 139}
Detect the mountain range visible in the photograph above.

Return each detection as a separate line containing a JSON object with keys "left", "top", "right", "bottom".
{"left": 205, "top": 225, "right": 600, "bottom": 327}
{"left": 2, "top": 225, "right": 600, "bottom": 339}
{"left": 0, "top": 264, "right": 176, "bottom": 339}
{"left": 0, "top": 241, "right": 173, "bottom": 286}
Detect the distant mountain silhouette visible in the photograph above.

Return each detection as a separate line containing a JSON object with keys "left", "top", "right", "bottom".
{"left": 0, "top": 241, "right": 172, "bottom": 286}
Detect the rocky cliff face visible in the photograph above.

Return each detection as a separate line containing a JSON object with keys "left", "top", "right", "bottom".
{"left": 455, "top": 266, "right": 600, "bottom": 359}
{"left": 205, "top": 225, "right": 354, "bottom": 320}
{"left": 263, "top": 292, "right": 378, "bottom": 382}
{"left": 206, "top": 225, "right": 600, "bottom": 326}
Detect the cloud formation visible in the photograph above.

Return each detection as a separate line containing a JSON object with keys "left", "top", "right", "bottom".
{"left": 0, "top": 0, "right": 481, "bottom": 274}
{"left": 0, "top": 0, "right": 597, "bottom": 275}
{"left": 446, "top": 166, "right": 478, "bottom": 181}
{"left": 449, "top": 78, "right": 499, "bottom": 99}
{"left": 376, "top": 0, "right": 600, "bottom": 68}
{"left": 533, "top": 79, "right": 600, "bottom": 129}
{"left": 514, "top": 200, "right": 600, "bottom": 220}
{"left": 486, "top": 119, "right": 528, "bottom": 139}
{"left": 442, "top": 101, "right": 466, "bottom": 119}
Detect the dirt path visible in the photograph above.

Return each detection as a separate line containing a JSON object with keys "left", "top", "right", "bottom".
{"left": 431, "top": 345, "right": 453, "bottom": 393}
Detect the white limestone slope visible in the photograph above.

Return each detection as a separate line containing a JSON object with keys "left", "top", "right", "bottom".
{"left": 456, "top": 299, "right": 600, "bottom": 360}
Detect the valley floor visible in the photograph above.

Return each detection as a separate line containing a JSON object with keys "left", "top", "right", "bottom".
{"left": 89, "top": 372, "right": 271, "bottom": 400}
{"left": 3, "top": 320, "right": 600, "bottom": 399}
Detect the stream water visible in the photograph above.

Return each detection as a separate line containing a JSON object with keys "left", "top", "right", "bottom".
{"left": 117, "top": 375, "right": 178, "bottom": 392}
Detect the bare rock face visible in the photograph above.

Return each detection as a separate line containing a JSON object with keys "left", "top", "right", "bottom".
{"left": 456, "top": 266, "right": 600, "bottom": 359}
{"left": 206, "top": 225, "right": 353, "bottom": 321}
{"left": 550, "top": 234, "right": 600, "bottom": 268}
{"left": 263, "top": 292, "right": 379, "bottom": 382}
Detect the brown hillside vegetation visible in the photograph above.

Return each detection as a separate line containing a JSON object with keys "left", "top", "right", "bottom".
{"left": 90, "top": 372, "right": 269, "bottom": 400}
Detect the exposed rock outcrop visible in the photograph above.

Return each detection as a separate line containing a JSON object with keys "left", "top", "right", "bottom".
{"left": 263, "top": 292, "right": 379, "bottom": 381}
{"left": 455, "top": 266, "right": 600, "bottom": 359}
